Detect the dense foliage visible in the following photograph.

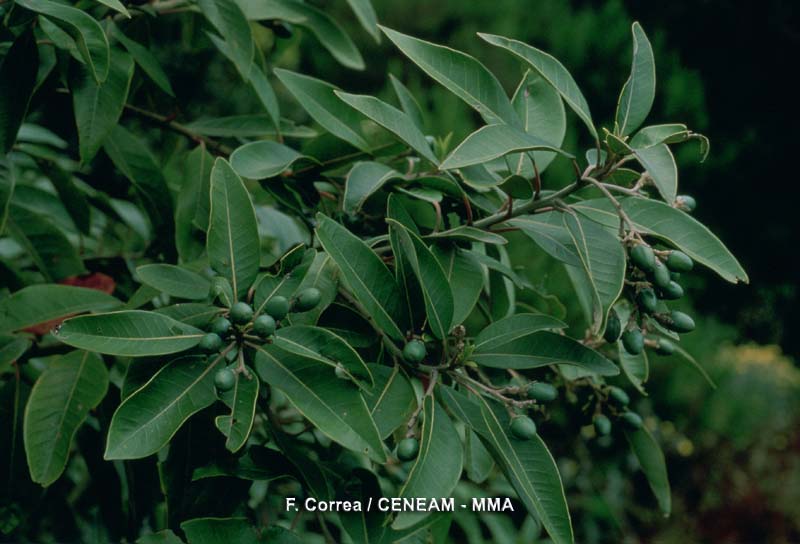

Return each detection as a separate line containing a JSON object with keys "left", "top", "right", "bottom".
{"left": 0, "top": 0, "right": 748, "bottom": 542}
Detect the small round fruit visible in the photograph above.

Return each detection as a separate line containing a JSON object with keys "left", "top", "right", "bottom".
{"left": 651, "top": 259, "right": 671, "bottom": 289}
{"left": 209, "top": 317, "right": 231, "bottom": 336}
{"left": 656, "top": 338, "right": 676, "bottom": 356}
{"left": 621, "top": 328, "right": 644, "bottom": 355}
{"left": 630, "top": 244, "right": 656, "bottom": 272}
{"left": 528, "top": 382, "right": 558, "bottom": 402}
{"left": 607, "top": 386, "right": 630, "bottom": 407}
{"left": 660, "top": 280, "right": 684, "bottom": 300}
{"left": 230, "top": 302, "right": 254, "bottom": 325}
{"left": 294, "top": 287, "right": 322, "bottom": 312}
{"left": 604, "top": 310, "right": 621, "bottom": 343}
{"left": 264, "top": 296, "right": 290, "bottom": 320}
{"left": 676, "top": 195, "right": 697, "bottom": 212}
{"left": 199, "top": 333, "right": 223, "bottom": 353}
{"left": 666, "top": 250, "right": 694, "bottom": 272}
{"left": 403, "top": 340, "right": 426, "bottom": 363}
{"left": 397, "top": 437, "right": 420, "bottom": 461}
{"left": 214, "top": 368, "right": 236, "bottom": 391}
{"left": 593, "top": 414, "right": 612, "bottom": 436}
{"left": 667, "top": 310, "right": 695, "bottom": 333}
{"left": 637, "top": 287, "right": 658, "bottom": 314}
{"left": 510, "top": 416, "right": 537, "bottom": 440}
{"left": 252, "top": 314, "right": 276, "bottom": 337}
{"left": 620, "top": 411, "right": 643, "bottom": 430}
{"left": 670, "top": 271, "right": 681, "bottom": 281}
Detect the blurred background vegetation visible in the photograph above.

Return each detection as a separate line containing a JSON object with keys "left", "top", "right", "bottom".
{"left": 22, "top": 0, "right": 799, "bottom": 541}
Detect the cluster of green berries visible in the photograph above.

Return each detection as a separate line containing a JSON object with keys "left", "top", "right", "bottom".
{"left": 198, "top": 283, "right": 322, "bottom": 392}
{"left": 604, "top": 234, "right": 697, "bottom": 355}
{"left": 592, "top": 386, "right": 643, "bottom": 437}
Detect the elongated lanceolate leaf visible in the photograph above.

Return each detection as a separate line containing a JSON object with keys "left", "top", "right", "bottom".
{"left": 136, "top": 264, "right": 211, "bottom": 300}
{"left": 615, "top": 22, "right": 656, "bottom": 136}
{"left": 0, "top": 285, "right": 119, "bottom": 333}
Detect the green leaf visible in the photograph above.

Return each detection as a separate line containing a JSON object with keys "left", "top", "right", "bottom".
{"left": 342, "top": 161, "right": 401, "bottom": 213}
{"left": 510, "top": 70, "right": 566, "bottom": 174}
{"left": 274, "top": 68, "right": 369, "bottom": 150}
{"left": 465, "top": 429, "right": 494, "bottom": 484}
{"left": 561, "top": 212, "right": 626, "bottom": 333}
{"left": 108, "top": 22, "right": 174, "bottom": 96}
{"left": 103, "top": 125, "right": 174, "bottom": 241}
{"left": 344, "top": 0, "right": 380, "bottom": 42}
{"left": 93, "top": 0, "right": 130, "bottom": 18}
{"left": 393, "top": 396, "right": 463, "bottom": 530}
{"left": 253, "top": 343, "right": 386, "bottom": 462}
{"left": 472, "top": 329, "right": 618, "bottom": 375}
{"left": 136, "top": 264, "right": 212, "bottom": 300}
{"left": 216, "top": 369, "right": 259, "bottom": 452}
{"left": 23, "top": 350, "right": 108, "bottom": 485}
{"left": 440, "top": 124, "right": 572, "bottom": 170}
{"left": 0, "top": 156, "right": 16, "bottom": 235}
{"left": 618, "top": 341, "right": 648, "bottom": 395}
{"left": 0, "top": 29, "right": 39, "bottom": 154}
{"left": 70, "top": 48, "right": 134, "bottom": 164}
{"left": 574, "top": 197, "right": 748, "bottom": 283}
{"left": 6, "top": 203, "right": 86, "bottom": 281}
{"left": 181, "top": 517, "right": 260, "bottom": 544}
{"left": 441, "top": 388, "right": 574, "bottom": 544}
{"left": 633, "top": 143, "right": 677, "bottom": 203}
{"left": 199, "top": 0, "right": 254, "bottom": 81}
{"left": 380, "top": 26, "right": 519, "bottom": 126}
{"left": 335, "top": 91, "right": 438, "bottom": 164}
{"left": 155, "top": 304, "right": 222, "bottom": 329}
{"left": 207, "top": 158, "right": 261, "bottom": 300}
{"left": 478, "top": 32, "right": 596, "bottom": 140}
{"left": 0, "top": 336, "right": 30, "bottom": 373}
{"left": 239, "top": 0, "right": 364, "bottom": 70}
{"left": 389, "top": 74, "right": 425, "bottom": 130}
{"left": 508, "top": 216, "right": 582, "bottom": 267}
{"left": 615, "top": 22, "right": 656, "bottom": 136}
{"left": 137, "top": 530, "right": 184, "bottom": 544}
{"left": 624, "top": 427, "right": 671, "bottom": 515}
{"left": 56, "top": 310, "right": 204, "bottom": 357}
{"left": 0, "top": 285, "right": 120, "bottom": 333}
{"left": 428, "top": 226, "right": 507, "bottom": 245}
{"left": 36, "top": 160, "right": 91, "bottom": 235}
{"left": 315, "top": 214, "right": 407, "bottom": 341}
{"left": 175, "top": 146, "right": 214, "bottom": 261}
{"left": 432, "top": 246, "right": 484, "bottom": 327}
{"left": 105, "top": 354, "right": 224, "bottom": 459}
{"left": 363, "top": 365, "right": 416, "bottom": 439}
{"left": 229, "top": 140, "right": 316, "bottom": 179}
{"left": 474, "top": 313, "right": 566, "bottom": 350}
{"left": 388, "top": 219, "right": 453, "bottom": 338}
{"left": 17, "top": 0, "right": 110, "bottom": 83}
{"left": 274, "top": 325, "right": 372, "bottom": 386}
{"left": 185, "top": 116, "right": 315, "bottom": 138}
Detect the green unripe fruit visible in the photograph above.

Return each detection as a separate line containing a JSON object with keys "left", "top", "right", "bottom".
{"left": 209, "top": 317, "right": 231, "bottom": 336}
{"left": 199, "top": 333, "right": 223, "bottom": 353}
{"left": 637, "top": 287, "right": 658, "bottom": 314}
{"left": 403, "top": 340, "right": 426, "bottom": 363}
{"left": 510, "top": 416, "right": 537, "bottom": 440}
{"left": 630, "top": 244, "right": 655, "bottom": 272}
{"left": 603, "top": 310, "right": 621, "bottom": 343}
{"left": 656, "top": 338, "right": 676, "bottom": 356}
{"left": 230, "top": 302, "right": 254, "bottom": 325}
{"left": 593, "top": 414, "right": 612, "bottom": 436}
{"left": 527, "top": 382, "right": 558, "bottom": 402}
{"left": 666, "top": 251, "right": 693, "bottom": 272}
{"left": 252, "top": 315, "right": 276, "bottom": 337}
{"left": 621, "top": 328, "right": 644, "bottom": 355}
{"left": 294, "top": 287, "right": 322, "bottom": 312}
{"left": 670, "top": 272, "right": 681, "bottom": 281}
{"left": 660, "top": 280, "right": 684, "bottom": 300}
{"left": 667, "top": 310, "right": 695, "bottom": 333}
{"left": 651, "top": 259, "right": 671, "bottom": 289}
{"left": 676, "top": 195, "right": 697, "bottom": 212}
{"left": 620, "top": 411, "right": 643, "bottom": 430}
{"left": 397, "top": 437, "right": 420, "bottom": 461}
{"left": 607, "top": 386, "right": 630, "bottom": 407}
{"left": 264, "top": 296, "right": 290, "bottom": 320}
{"left": 214, "top": 368, "right": 236, "bottom": 391}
